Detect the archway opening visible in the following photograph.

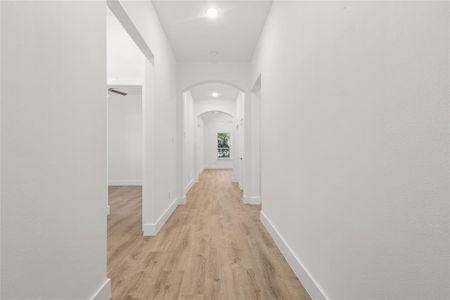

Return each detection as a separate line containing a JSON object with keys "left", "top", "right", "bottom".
{"left": 181, "top": 82, "right": 246, "bottom": 201}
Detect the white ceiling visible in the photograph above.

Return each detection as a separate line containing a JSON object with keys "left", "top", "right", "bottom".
{"left": 152, "top": 0, "right": 272, "bottom": 61}
{"left": 190, "top": 83, "right": 239, "bottom": 101}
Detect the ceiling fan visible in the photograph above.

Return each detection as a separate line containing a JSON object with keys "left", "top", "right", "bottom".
{"left": 108, "top": 88, "right": 127, "bottom": 96}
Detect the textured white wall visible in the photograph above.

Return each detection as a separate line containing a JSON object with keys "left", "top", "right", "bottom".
{"left": 108, "top": 90, "right": 142, "bottom": 185}
{"left": 1, "top": 1, "right": 109, "bottom": 298}
{"left": 252, "top": 2, "right": 450, "bottom": 299}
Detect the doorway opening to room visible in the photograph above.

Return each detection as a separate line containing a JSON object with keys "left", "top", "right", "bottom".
{"left": 107, "top": 84, "right": 143, "bottom": 217}
{"left": 106, "top": 0, "right": 156, "bottom": 278}
{"left": 107, "top": 4, "right": 145, "bottom": 211}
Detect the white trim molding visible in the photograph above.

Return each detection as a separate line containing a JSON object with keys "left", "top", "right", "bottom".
{"left": 108, "top": 180, "right": 142, "bottom": 186}
{"left": 106, "top": 204, "right": 110, "bottom": 216}
{"left": 143, "top": 198, "right": 178, "bottom": 236}
{"left": 185, "top": 178, "right": 195, "bottom": 195}
{"left": 178, "top": 195, "right": 186, "bottom": 205}
{"left": 204, "top": 166, "right": 233, "bottom": 170}
{"left": 90, "top": 278, "right": 111, "bottom": 300}
{"left": 260, "top": 211, "right": 328, "bottom": 300}
{"left": 243, "top": 195, "right": 261, "bottom": 205}
{"left": 179, "top": 178, "right": 195, "bottom": 206}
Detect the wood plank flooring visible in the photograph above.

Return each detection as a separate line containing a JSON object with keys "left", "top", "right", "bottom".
{"left": 108, "top": 169, "right": 310, "bottom": 300}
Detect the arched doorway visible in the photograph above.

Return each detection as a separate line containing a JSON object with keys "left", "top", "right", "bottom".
{"left": 180, "top": 82, "right": 246, "bottom": 202}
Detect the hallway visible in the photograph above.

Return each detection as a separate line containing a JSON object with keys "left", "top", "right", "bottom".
{"left": 108, "top": 169, "right": 310, "bottom": 299}
{"left": 3, "top": 1, "right": 449, "bottom": 299}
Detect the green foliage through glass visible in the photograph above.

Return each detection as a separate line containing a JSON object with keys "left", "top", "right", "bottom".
{"left": 217, "top": 132, "right": 231, "bottom": 158}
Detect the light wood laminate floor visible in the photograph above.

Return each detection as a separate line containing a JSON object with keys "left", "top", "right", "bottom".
{"left": 108, "top": 169, "right": 310, "bottom": 300}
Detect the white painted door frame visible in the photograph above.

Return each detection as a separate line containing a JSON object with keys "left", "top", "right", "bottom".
{"left": 107, "top": 0, "right": 155, "bottom": 235}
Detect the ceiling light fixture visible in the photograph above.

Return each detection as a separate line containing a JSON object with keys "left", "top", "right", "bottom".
{"left": 211, "top": 92, "right": 219, "bottom": 97}
{"left": 206, "top": 7, "right": 219, "bottom": 19}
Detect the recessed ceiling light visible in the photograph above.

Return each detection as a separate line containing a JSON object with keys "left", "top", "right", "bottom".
{"left": 211, "top": 92, "right": 219, "bottom": 97}
{"left": 206, "top": 7, "right": 218, "bottom": 19}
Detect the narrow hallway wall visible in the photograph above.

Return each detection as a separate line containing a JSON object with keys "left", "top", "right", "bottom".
{"left": 252, "top": 2, "right": 450, "bottom": 299}
{"left": 183, "top": 91, "right": 195, "bottom": 194}
{"left": 195, "top": 117, "right": 205, "bottom": 181}
{"left": 1, "top": 1, "right": 109, "bottom": 298}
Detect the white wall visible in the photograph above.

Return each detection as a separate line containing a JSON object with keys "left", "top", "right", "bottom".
{"left": 116, "top": 0, "right": 178, "bottom": 235}
{"left": 195, "top": 117, "right": 205, "bottom": 181}
{"left": 108, "top": 88, "right": 142, "bottom": 185}
{"left": 234, "top": 92, "right": 246, "bottom": 188}
{"left": 194, "top": 98, "right": 236, "bottom": 117}
{"left": 177, "top": 62, "right": 251, "bottom": 92}
{"left": 183, "top": 91, "right": 195, "bottom": 193}
{"left": 107, "top": 7, "right": 145, "bottom": 85}
{"left": 202, "top": 113, "right": 234, "bottom": 169}
{"left": 252, "top": 2, "right": 450, "bottom": 299}
{"left": 1, "top": 1, "right": 109, "bottom": 299}
{"left": 243, "top": 87, "right": 261, "bottom": 204}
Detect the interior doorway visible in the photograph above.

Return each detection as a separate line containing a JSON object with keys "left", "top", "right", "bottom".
{"left": 106, "top": 0, "right": 157, "bottom": 238}
{"left": 106, "top": 4, "right": 145, "bottom": 220}
{"left": 181, "top": 82, "right": 246, "bottom": 202}
{"left": 107, "top": 85, "right": 143, "bottom": 187}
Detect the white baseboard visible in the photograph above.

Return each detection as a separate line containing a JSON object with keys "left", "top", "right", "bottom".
{"left": 90, "top": 278, "right": 111, "bottom": 300}
{"left": 196, "top": 167, "right": 204, "bottom": 181}
{"left": 108, "top": 180, "right": 142, "bottom": 186}
{"left": 243, "top": 195, "right": 261, "bottom": 205}
{"left": 178, "top": 195, "right": 186, "bottom": 205}
{"left": 143, "top": 198, "right": 178, "bottom": 236}
{"left": 179, "top": 179, "right": 195, "bottom": 206}
{"left": 204, "top": 166, "right": 233, "bottom": 170}
{"left": 185, "top": 178, "right": 195, "bottom": 194}
{"left": 260, "top": 211, "right": 328, "bottom": 300}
